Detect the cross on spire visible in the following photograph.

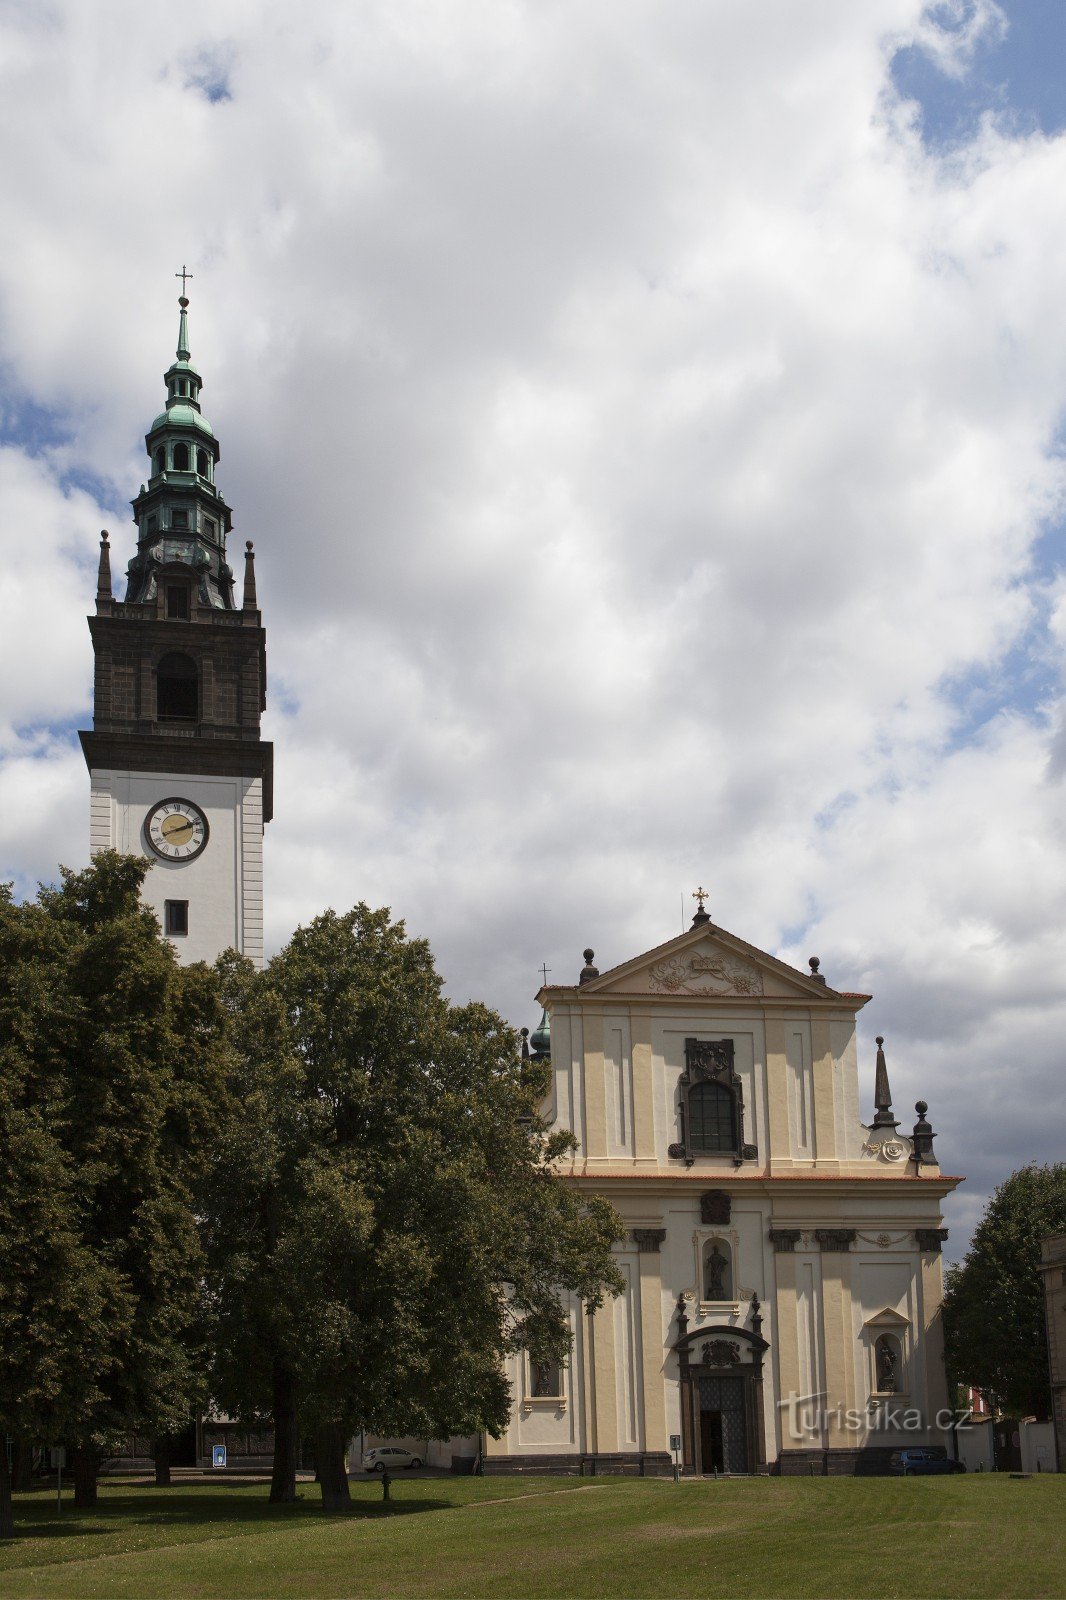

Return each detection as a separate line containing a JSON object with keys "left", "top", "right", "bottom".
{"left": 692, "top": 886, "right": 709, "bottom": 912}
{"left": 539, "top": 962, "right": 551, "bottom": 987}
{"left": 175, "top": 264, "right": 194, "bottom": 297}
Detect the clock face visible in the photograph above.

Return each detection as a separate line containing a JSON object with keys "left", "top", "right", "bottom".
{"left": 145, "top": 797, "right": 209, "bottom": 861}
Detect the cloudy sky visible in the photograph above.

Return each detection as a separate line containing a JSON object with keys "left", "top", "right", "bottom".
{"left": 2, "top": 0, "right": 1066, "bottom": 1252}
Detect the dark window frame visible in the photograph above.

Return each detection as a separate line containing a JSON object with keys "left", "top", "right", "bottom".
{"left": 166, "top": 584, "right": 190, "bottom": 620}
{"left": 164, "top": 900, "right": 189, "bottom": 936}
{"left": 669, "top": 1038, "right": 756, "bottom": 1165}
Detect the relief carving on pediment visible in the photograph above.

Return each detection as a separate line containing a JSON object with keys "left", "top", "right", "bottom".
{"left": 647, "top": 951, "right": 763, "bottom": 996}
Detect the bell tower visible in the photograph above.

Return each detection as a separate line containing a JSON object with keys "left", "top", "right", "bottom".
{"left": 79, "top": 290, "right": 272, "bottom": 966}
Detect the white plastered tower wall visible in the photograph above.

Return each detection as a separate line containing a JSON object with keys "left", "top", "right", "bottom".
{"left": 89, "top": 769, "right": 264, "bottom": 968}
{"left": 484, "top": 917, "right": 959, "bottom": 1475}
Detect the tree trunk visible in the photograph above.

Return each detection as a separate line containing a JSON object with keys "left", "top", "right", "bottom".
{"left": 314, "top": 1423, "right": 351, "bottom": 1513}
{"left": 152, "top": 1436, "right": 172, "bottom": 1488}
{"left": 269, "top": 1362, "right": 299, "bottom": 1504}
{"left": 10, "top": 1439, "right": 33, "bottom": 1493}
{"left": 0, "top": 1442, "right": 15, "bottom": 1540}
{"left": 71, "top": 1445, "right": 100, "bottom": 1509}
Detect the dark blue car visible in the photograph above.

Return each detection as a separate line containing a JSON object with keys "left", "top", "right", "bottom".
{"left": 889, "top": 1448, "right": 965, "bottom": 1475}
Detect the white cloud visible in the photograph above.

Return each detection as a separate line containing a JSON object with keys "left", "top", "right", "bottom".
{"left": 1, "top": 0, "right": 1065, "bottom": 1249}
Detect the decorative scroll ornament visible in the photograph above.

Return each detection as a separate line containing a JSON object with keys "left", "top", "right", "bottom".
{"left": 702, "top": 1339, "right": 741, "bottom": 1366}
{"left": 630, "top": 1227, "right": 667, "bottom": 1254}
{"left": 648, "top": 951, "right": 763, "bottom": 996}
{"left": 700, "top": 1189, "right": 731, "bottom": 1225}
{"left": 814, "top": 1228, "right": 856, "bottom": 1253}
{"left": 862, "top": 1137, "right": 908, "bottom": 1163}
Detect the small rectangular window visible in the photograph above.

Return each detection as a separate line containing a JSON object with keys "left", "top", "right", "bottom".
{"left": 164, "top": 900, "right": 189, "bottom": 936}
{"left": 147, "top": 514, "right": 158, "bottom": 535}
{"left": 166, "top": 585, "right": 190, "bottom": 619}
{"left": 204, "top": 518, "right": 216, "bottom": 539}
{"left": 172, "top": 509, "right": 189, "bottom": 529}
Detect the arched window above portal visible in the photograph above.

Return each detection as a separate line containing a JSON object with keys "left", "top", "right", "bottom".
{"left": 156, "top": 651, "right": 198, "bottom": 722}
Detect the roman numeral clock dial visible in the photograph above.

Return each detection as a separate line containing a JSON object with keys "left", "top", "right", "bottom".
{"left": 145, "top": 797, "right": 210, "bottom": 861}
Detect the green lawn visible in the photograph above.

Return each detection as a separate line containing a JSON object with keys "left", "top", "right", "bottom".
{"left": 1, "top": 1473, "right": 1063, "bottom": 1599}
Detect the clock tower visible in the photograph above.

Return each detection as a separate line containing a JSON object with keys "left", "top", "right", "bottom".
{"left": 79, "top": 292, "right": 272, "bottom": 966}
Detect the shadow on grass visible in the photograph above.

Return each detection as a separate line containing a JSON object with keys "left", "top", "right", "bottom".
{"left": 7, "top": 1523, "right": 114, "bottom": 1542}
{"left": 10, "top": 1493, "right": 455, "bottom": 1542}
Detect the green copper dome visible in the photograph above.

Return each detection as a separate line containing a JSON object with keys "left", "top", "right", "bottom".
{"left": 149, "top": 402, "right": 215, "bottom": 438}
{"left": 530, "top": 1008, "right": 551, "bottom": 1060}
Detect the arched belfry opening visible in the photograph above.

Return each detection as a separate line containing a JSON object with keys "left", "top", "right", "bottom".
{"left": 156, "top": 651, "right": 198, "bottom": 721}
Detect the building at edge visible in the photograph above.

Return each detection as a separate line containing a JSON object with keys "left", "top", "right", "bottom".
{"left": 484, "top": 910, "right": 960, "bottom": 1474}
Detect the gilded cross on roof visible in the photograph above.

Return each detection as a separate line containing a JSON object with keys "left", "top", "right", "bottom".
{"left": 175, "top": 264, "right": 194, "bottom": 296}
{"left": 692, "top": 886, "right": 709, "bottom": 913}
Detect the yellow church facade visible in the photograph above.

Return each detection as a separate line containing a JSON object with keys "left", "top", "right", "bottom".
{"left": 485, "top": 908, "right": 961, "bottom": 1475}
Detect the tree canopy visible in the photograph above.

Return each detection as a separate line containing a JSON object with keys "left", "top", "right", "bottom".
{"left": 0, "top": 854, "right": 235, "bottom": 1528}
{"left": 204, "top": 904, "right": 625, "bottom": 1507}
{"left": 943, "top": 1162, "right": 1066, "bottom": 1418}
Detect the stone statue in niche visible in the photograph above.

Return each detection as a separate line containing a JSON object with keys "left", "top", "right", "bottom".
{"left": 875, "top": 1335, "right": 898, "bottom": 1393}
{"left": 705, "top": 1243, "right": 730, "bottom": 1301}
{"left": 532, "top": 1361, "right": 557, "bottom": 1397}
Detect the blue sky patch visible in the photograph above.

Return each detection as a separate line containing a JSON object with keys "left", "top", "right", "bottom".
{"left": 893, "top": 0, "right": 1066, "bottom": 149}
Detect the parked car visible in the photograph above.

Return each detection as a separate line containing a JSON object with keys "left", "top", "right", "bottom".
{"left": 889, "top": 1448, "right": 965, "bottom": 1475}
{"left": 362, "top": 1446, "right": 423, "bottom": 1473}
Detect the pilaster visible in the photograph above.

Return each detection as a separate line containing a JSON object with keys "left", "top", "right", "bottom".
{"left": 636, "top": 1248, "right": 668, "bottom": 1451}
{"left": 765, "top": 1016, "right": 791, "bottom": 1168}
{"left": 811, "top": 1018, "right": 838, "bottom": 1169}
{"left": 631, "top": 1011, "right": 656, "bottom": 1160}
{"left": 582, "top": 1009, "right": 607, "bottom": 1159}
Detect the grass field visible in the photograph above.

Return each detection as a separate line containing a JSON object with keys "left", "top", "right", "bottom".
{"left": 1, "top": 1473, "right": 1063, "bottom": 1599}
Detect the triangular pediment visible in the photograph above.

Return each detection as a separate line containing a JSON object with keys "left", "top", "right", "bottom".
{"left": 862, "top": 1307, "right": 911, "bottom": 1331}
{"left": 571, "top": 922, "right": 854, "bottom": 1003}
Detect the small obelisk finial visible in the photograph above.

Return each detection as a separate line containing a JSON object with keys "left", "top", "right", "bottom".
{"left": 691, "top": 886, "right": 710, "bottom": 926}
{"left": 872, "top": 1035, "right": 898, "bottom": 1129}
{"left": 243, "top": 540, "right": 258, "bottom": 610}
{"left": 175, "top": 266, "right": 193, "bottom": 360}
{"left": 96, "top": 530, "right": 112, "bottom": 603}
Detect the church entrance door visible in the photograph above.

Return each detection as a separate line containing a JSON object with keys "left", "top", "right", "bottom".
{"left": 697, "top": 1376, "right": 748, "bottom": 1474}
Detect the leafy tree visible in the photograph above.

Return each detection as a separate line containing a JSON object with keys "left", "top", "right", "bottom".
{"left": 943, "top": 1163, "right": 1066, "bottom": 1418}
{"left": 0, "top": 856, "right": 235, "bottom": 1519}
{"left": 205, "top": 906, "right": 625, "bottom": 1509}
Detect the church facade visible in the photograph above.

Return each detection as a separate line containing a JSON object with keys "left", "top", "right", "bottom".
{"left": 486, "top": 908, "right": 960, "bottom": 1475}
{"left": 79, "top": 293, "right": 271, "bottom": 968}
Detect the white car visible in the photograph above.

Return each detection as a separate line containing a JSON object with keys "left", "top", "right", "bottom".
{"left": 362, "top": 1446, "right": 423, "bottom": 1473}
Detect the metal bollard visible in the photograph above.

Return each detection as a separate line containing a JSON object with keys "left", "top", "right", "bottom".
{"left": 381, "top": 1469, "right": 391, "bottom": 1502}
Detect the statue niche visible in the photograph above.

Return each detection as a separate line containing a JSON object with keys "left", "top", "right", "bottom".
{"left": 875, "top": 1334, "right": 900, "bottom": 1395}
{"left": 703, "top": 1237, "right": 733, "bottom": 1303}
